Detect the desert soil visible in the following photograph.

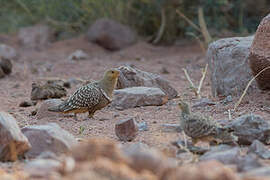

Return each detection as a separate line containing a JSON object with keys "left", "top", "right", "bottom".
{"left": 0, "top": 34, "right": 270, "bottom": 157}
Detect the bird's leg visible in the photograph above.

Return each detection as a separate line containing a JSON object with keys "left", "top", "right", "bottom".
{"left": 192, "top": 138, "right": 198, "bottom": 146}
{"left": 88, "top": 111, "right": 95, "bottom": 119}
{"left": 74, "top": 113, "right": 78, "bottom": 121}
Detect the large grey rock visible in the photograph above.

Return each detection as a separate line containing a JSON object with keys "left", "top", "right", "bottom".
{"left": 36, "top": 99, "right": 66, "bottom": 120}
{"left": 87, "top": 18, "right": 137, "bottom": 51}
{"left": 200, "top": 145, "right": 240, "bottom": 165}
{"left": 112, "top": 87, "right": 168, "bottom": 109}
{"left": 117, "top": 65, "right": 178, "bottom": 99}
{"left": 22, "top": 123, "right": 77, "bottom": 158}
{"left": 248, "top": 140, "right": 270, "bottom": 159}
{"left": 226, "top": 114, "right": 270, "bottom": 145}
{"left": 18, "top": 24, "right": 53, "bottom": 49}
{"left": 0, "top": 112, "right": 31, "bottom": 161}
{"left": 0, "top": 44, "right": 17, "bottom": 60}
{"left": 206, "top": 36, "right": 255, "bottom": 97}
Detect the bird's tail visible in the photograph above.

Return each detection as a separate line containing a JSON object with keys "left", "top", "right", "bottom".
{"left": 48, "top": 101, "right": 70, "bottom": 112}
{"left": 216, "top": 127, "right": 238, "bottom": 145}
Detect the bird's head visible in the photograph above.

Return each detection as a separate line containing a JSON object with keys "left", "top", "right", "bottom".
{"left": 104, "top": 68, "right": 120, "bottom": 80}
{"left": 178, "top": 100, "right": 190, "bottom": 114}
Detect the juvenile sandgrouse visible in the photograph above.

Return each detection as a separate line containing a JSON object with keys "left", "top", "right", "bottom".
{"left": 48, "top": 68, "right": 120, "bottom": 119}
{"left": 178, "top": 100, "right": 237, "bottom": 146}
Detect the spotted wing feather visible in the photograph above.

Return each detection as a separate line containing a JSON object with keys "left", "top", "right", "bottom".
{"left": 183, "top": 113, "right": 218, "bottom": 138}
{"left": 60, "top": 82, "right": 102, "bottom": 112}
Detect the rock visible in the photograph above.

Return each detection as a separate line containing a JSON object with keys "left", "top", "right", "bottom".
{"left": 161, "top": 124, "right": 182, "bottom": 133}
{"left": 67, "top": 49, "right": 88, "bottom": 61}
{"left": 222, "top": 95, "right": 233, "bottom": 104}
{"left": 115, "top": 118, "right": 138, "bottom": 141}
{"left": 24, "top": 159, "right": 62, "bottom": 178}
{"left": 0, "top": 44, "right": 17, "bottom": 60}
{"left": 87, "top": 18, "right": 137, "bottom": 51}
{"left": 249, "top": 14, "right": 270, "bottom": 90}
{"left": 122, "top": 142, "right": 175, "bottom": 177}
{"left": 18, "top": 24, "right": 53, "bottom": 49}
{"left": 112, "top": 87, "right": 168, "bottom": 109}
{"left": 226, "top": 114, "right": 270, "bottom": 145}
{"left": 22, "top": 123, "right": 77, "bottom": 158}
{"left": 0, "top": 68, "right": 5, "bottom": 79}
{"left": 138, "top": 121, "right": 149, "bottom": 131}
{"left": 0, "top": 112, "right": 31, "bottom": 161}
{"left": 248, "top": 140, "right": 270, "bottom": 159}
{"left": 0, "top": 58, "right": 12, "bottom": 75}
{"left": 162, "top": 160, "right": 239, "bottom": 180}
{"left": 160, "top": 66, "right": 170, "bottom": 74}
{"left": 117, "top": 65, "right": 178, "bottom": 99}
{"left": 192, "top": 98, "right": 216, "bottom": 108}
{"left": 243, "top": 167, "right": 270, "bottom": 178}
{"left": 36, "top": 99, "right": 66, "bottom": 119}
{"left": 237, "top": 153, "right": 263, "bottom": 172}
{"left": 200, "top": 145, "right": 240, "bottom": 165}
{"left": 19, "top": 100, "right": 36, "bottom": 107}
{"left": 31, "top": 82, "right": 67, "bottom": 100}
{"left": 206, "top": 36, "right": 255, "bottom": 97}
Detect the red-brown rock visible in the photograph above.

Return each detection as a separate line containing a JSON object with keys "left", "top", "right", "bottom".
{"left": 115, "top": 118, "right": 138, "bottom": 142}
{"left": 249, "top": 14, "right": 270, "bottom": 90}
{"left": 0, "top": 112, "right": 31, "bottom": 161}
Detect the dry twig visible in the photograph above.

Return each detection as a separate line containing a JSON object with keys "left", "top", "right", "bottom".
{"left": 153, "top": 7, "right": 166, "bottom": 44}
{"left": 176, "top": 10, "right": 201, "bottom": 32}
{"left": 198, "top": 7, "right": 212, "bottom": 44}
{"left": 182, "top": 64, "right": 208, "bottom": 99}
{"left": 197, "top": 64, "right": 208, "bottom": 96}
{"left": 234, "top": 66, "right": 270, "bottom": 111}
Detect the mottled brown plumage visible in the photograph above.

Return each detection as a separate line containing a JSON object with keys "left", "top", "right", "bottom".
{"left": 178, "top": 100, "right": 237, "bottom": 145}
{"left": 48, "top": 69, "right": 120, "bottom": 119}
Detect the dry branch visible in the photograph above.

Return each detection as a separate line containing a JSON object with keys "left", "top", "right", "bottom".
{"left": 176, "top": 10, "right": 201, "bottom": 32}
{"left": 186, "top": 32, "right": 206, "bottom": 54}
{"left": 197, "top": 64, "right": 208, "bottom": 95}
{"left": 153, "top": 7, "right": 166, "bottom": 44}
{"left": 234, "top": 66, "right": 270, "bottom": 111}
{"left": 182, "top": 64, "right": 208, "bottom": 99}
{"left": 182, "top": 68, "right": 199, "bottom": 97}
{"left": 198, "top": 7, "right": 212, "bottom": 44}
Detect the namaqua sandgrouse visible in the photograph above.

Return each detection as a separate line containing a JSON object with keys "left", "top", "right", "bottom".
{"left": 178, "top": 100, "right": 237, "bottom": 146}
{"left": 48, "top": 68, "right": 120, "bottom": 119}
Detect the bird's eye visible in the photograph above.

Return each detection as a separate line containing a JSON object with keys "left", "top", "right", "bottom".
{"left": 111, "top": 71, "right": 114, "bottom": 74}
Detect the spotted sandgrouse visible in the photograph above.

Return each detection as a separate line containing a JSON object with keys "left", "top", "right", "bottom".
{"left": 178, "top": 100, "right": 237, "bottom": 146}
{"left": 48, "top": 69, "right": 120, "bottom": 119}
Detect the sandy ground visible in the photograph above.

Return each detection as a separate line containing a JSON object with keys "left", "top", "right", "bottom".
{"left": 0, "top": 34, "right": 270, "bottom": 155}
